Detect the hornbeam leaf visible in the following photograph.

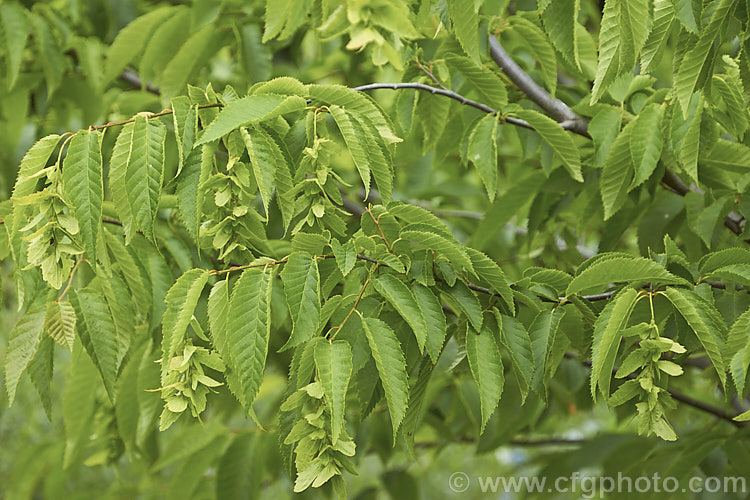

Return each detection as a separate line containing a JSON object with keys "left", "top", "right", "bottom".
{"left": 373, "top": 274, "right": 428, "bottom": 352}
{"left": 331, "top": 239, "right": 357, "bottom": 277}
{"left": 400, "top": 230, "right": 473, "bottom": 274}
{"left": 466, "top": 248, "right": 515, "bottom": 314}
{"left": 704, "top": 264, "right": 750, "bottom": 288}
{"left": 567, "top": 257, "right": 685, "bottom": 295}
{"left": 442, "top": 281, "right": 483, "bottom": 332}
{"left": 467, "top": 114, "right": 499, "bottom": 201}
{"left": 308, "top": 84, "right": 401, "bottom": 144}
{"left": 629, "top": 104, "right": 665, "bottom": 190}
{"left": 466, "top": 315, "right": 504, "bottom": 433}
{"left": 124, "top": 116, "right": 166, "bottom": 243}
{"left": 44, "top": 300, "right": 77, "bottom": 351}
{"left": 540, "top": 0, "right": 581, "bottom": 69}
{"left": 160, "top": 24, "right": 216, "bottom": 98}
{"left": 0, "top": 2, "right": 30, "bottom": 89}
{"left": 508, "top": 17, "right": 557, "bottom": 96}
{"left": 196, "top": 95, "right": 306, "bottom": 145}
{"left": 362, "top": 317, "right": 409, "bottom": 438}
{"left": 314, "top": 339, "right": 353, "bottom": 444}
{"left": 63, "top": 130, "right": 103, "bottom": 264}
{"left": 498, "top": 312, "right": 534, "bottom": 403}
{"left": 447, "top": 0, "right": 480, "bottom": 62}
{"left": 674, "top": 0, "right": 735, "bottom": 114}
{"left": 329, "top": 105, "right": 372, "bottom": 198}
{"left": 700, "top": 139, "right": 750, "bottom": 172}
{"left": 280, "top": 253, "right": 321, "bottom": 351}
{"left": 641, "top": 0, "right": 676, "bottom": 72}
{"left": 176, "top": 145, "right": 209, "bottom": 243}
{"left": 513, "top": 109, "right": 582, "bottom": 182}
{"left": 590, "top": 288, "right": 640, "bottom": 400}
{"left": 600, "top": 124, "right": 633, "bottom": 220}
{"left": 4, "top": 300, "right": 46, "bottom": 406}
{"left": 225, "top": 267, "right": 273, "bottom": 409}
{"left": 663, "top": 288, "right": 727, "bottom": 388}
{"left": 103, "top": 7, "right": 174, "bottom": 83}
{"left": 413, "top": 284, "right": 446, "bottom": 364}
{"left": 62, "top": 346, "right": 98, "bottom": 469}
{"left": 445, "top": 54, "right": 507, "bottom": 109}
{"left": 161, "top": 269, "right": 209, "bottom": 380}
{"left": 529, "top": 308, "right": 565, "bottom": 397}
{"left": 28, "top": 336, "right": 54, "bottom": 418}
{"left": 728, "top": 308, "right": 750, "bottom": 396}
{"left": 70, "top": 289, "right": 120, "bottom": 401}
{"left": 241, "top": 127, "right": 277, "bottom": 217}
{"left": 208, "top": 279, "right": 244, "bottom": 403}
{"left": 109, "top": 123, "right": 137, "bottom": 240}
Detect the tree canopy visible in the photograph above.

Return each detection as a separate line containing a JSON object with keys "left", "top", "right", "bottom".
{"left": 2, "top": 0, "right": 750, "bottom": 498}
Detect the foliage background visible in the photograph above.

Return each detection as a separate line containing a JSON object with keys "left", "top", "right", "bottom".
{"left": 2, "top": 0, "right": 750, "bottom": 498}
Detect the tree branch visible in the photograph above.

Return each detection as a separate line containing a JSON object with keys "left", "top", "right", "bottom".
{"left": 119, "top": 69, "right": 161, "bottom": 95}
{"left": 488, "top": 34, "right": 747, "bottom": 240}
{"left": 488, "top": 36, "right": 590, "bottom": 138}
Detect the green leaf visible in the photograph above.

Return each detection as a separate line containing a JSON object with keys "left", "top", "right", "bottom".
{"left": 225, "top": 267, "right": 273, "bottom": 409}
{"left": 663, "top": 287, "right": 727, "bottom": 388}
{"left": 529, "top": 308, "right": 566, "bottom": 396}
{"left": 331, "top": 239, "right": 357, "bottom": 277}
{"left": 314, "top": 339, "right": 353, "bottom": 444}
{"left": 70, "top": 289, "right": 120, "bottom": 401}
{"left": 4, "top": 301, "right": 46, "bottom": 406}
{"left": 12, "top": 134, "right": 60, "bottom": 199}
{"left": 540, "top": 0, "right": 581, "bottom": 70}
{"left": 674, "top": 0, "right": 735, "bottom": 114}
{"left": 700, "top": 139, "right": 750, "bottom": 172}
{"left": 176, "top": 145, "right": 209, "bottom": 243}
{"left": 63, "top": 346, "right": 98, "bottom": 469}
{"left": 567, "top": 257, "right": 685, "bottom": 295}
{"left": 280, "top": 253, "right": 321, "bottom": 351}
{"left": 699, "top": 248, "right": 750, "bottom": 275}
{"left": 44, "top": 300, "right": 77, "bottom": 351}
{"left": 466, "top": 317, "right": 504, "bottom": 433}
{"left": 28, "top": 336, "right": 54, "bottom": 418}
{"left": 308, "top": 84, "right": 401, "bottom": 144}
{"left": 703, "top": 264, "right": 750, "bottom": 287}
{"left": 442, "top": 281, "right": 482, "bottom": 332}
{"left": 103, "top": 7, "right": 174, "bottom": 83}
{"left": 63, "top": 130, "right": 103, "bottom": 264}
{"left": 448, "top": 0, "right": 480, "bottom": 62}
{"left": 413, "top": 284, "right": 447, "bottom": 364}
{"left": 197, "top": 95, "right": 306, "bottom": 145}
{"left": 445, "top": 54, "right": 507, "bottom": 110}
{"left": 513, "top": 109, "right": 582, "bottom": 182}
{"left": 591, "top": 0, "right": 650, "bottom": 103}
{"left": 508, "top": 17, "right": 557, "bottom": 96}
{"left": 0, "top": 2, "right": 29, "bottom": 89}
{"left": 362, "top": 317, "right": 409, "bottom": 438}
{"left": 103, "top": 229, "right": 151, "bottom": 317}
{"left": 590, "top": 288, "right": 640, "bottom": 400}
{"left": 466, "top": 248, "right": 515, "bottom": 314}
{"left": 629, "top": 104, "right": 665, "bottom": 190}
{"left": 329, "top": 105, "right": 372, "bottom": 198}
{"left": 600, "top": 122, "right": 633, "bottom": 219}
{"left": 498, "top": 313, "right": 534, "bottom": 402}
{"left": 161, "top": 269, "right": 209, "bottom": 380}
{"left": 640, "top": 0, "right": 675, "bottom": 72}
{"left": 160, "top": 24, "right": 216, "bottom": 99}
{"left": 467, "top": 114, "right": 499, "bottom": 201}
{"left": 400, "top": 230, "right": 473, "bottom": 274}
{"left": 241, "top": 127, "right": 276, "bottom": 217}
{"left": 124, "top": 116, "right": 166, "bottom": 243}
{"left": 673, "top": 0, "right": 698, "bottom": 32}
{"left": 373, "top": 274, "right": 428, "bottom": 352}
